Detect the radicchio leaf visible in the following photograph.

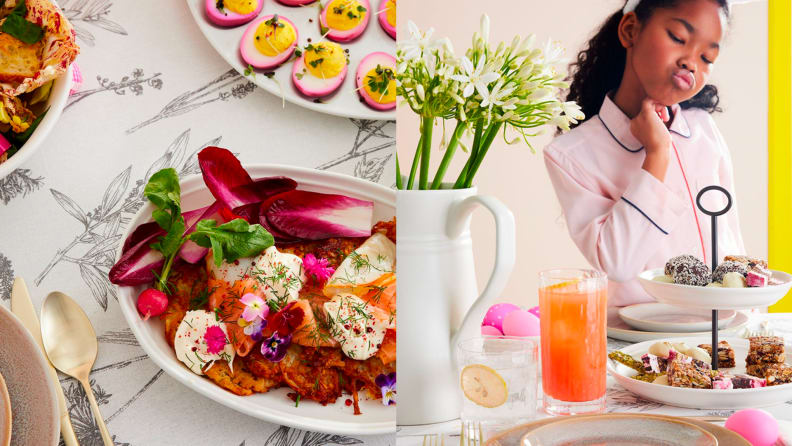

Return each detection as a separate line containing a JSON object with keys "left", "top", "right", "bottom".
{"left": 265, "top": 190, "right": 373, "bottom": 240}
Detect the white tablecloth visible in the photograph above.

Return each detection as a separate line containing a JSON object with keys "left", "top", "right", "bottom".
{"left": 397, "top": 313, "right": 792, "bottom": 446}
{"left": 0, "top": 1, "right": 395, "bottom": 444}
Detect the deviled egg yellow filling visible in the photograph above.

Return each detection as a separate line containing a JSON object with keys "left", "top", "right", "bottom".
{"left": 304, "top": 42, "right": 347, "bottom": 78}
{"left": 254, "top": 15, "right": 296, "bottom": 57}
{"left": 363, "top": 65, "right": 395, "bottom": 103}
{"left": 224, "top": 0, "right": 258, "bottom": 15}
{"left": 385, "top": 0, "right": 396, "bottom": 27}
{"left": 326, "top": 0, "right": 367, "bottom": 30}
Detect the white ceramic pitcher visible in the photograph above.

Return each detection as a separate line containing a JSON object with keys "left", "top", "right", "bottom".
{"left": 396, "top": 186, "right": 515, "bottom": 425}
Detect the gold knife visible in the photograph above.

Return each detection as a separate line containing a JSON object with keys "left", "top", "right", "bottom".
{"left": 11, "top": 277, "right": 79, "bottom": 446}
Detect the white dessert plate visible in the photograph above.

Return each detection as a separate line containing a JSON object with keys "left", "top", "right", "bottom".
{"left": 638, "top": 268, "right": 792, "bottom": 310}
{"left": 608, "top": 336, "right": 792, "bottom": 409}
{"left": 522, "top": 414, "right": 717, "bottom": 446}
{"left": 618, "top": 303, "right": 736, "bottom": 333}
{"left": 607, "top": 307, "right": 749, "bottom": 343}
{"left": 185, "top": 0, "right": 395, "bottom": 120}
{"left": 115, "top": 165, "right": 396, "bottom": 435}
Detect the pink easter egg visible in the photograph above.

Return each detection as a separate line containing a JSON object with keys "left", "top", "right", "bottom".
{"left": 502, "top": 310, "right": 541, "bottom": 337}
{"left": 482, "top": 303, "right": 520, "bottom": 333}
{"left": 528, "top": 306, "right": 540, "bottom": 318}
{"left": 725, "top": 409, "right": 778, "bottom": 446}
{"left": 481, "top": 325, "right": 504, "bottom": 337}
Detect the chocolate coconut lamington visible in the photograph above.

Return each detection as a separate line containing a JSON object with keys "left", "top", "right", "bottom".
{"left": 698, "top": 341, "right": 736, "bottom": 368}
{"left": 712, "top": 261, "right": 749, "bottom": 283}
{"left": 669, "top": 256, "right": 711, "bottom": 286}
{"left": 665, "top": 255, "right": 699, "bottom": 276}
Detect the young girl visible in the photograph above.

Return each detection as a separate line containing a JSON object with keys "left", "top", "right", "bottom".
{"left": 544, "top": 0, "right": 747, "bottom": 307}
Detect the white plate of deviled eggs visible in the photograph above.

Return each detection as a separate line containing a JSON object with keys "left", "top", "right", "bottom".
{"left": 186, "top": 0, "right": 396, "bottom": 120}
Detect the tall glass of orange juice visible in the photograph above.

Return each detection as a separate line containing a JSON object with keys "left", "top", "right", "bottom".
{"left": 538, "top": 269, "right": 607, "bottom": 415}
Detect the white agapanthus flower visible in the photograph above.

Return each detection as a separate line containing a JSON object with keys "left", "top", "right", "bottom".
{"left": 450, "top": 56, "right": 500, "bottom": 98}
{"left": 400, "top": 21, "right": 443, "bottom": 61}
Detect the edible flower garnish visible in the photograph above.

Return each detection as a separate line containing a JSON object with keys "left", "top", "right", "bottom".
{"left": 242, "top": 317, "right": 266, "bottom": 341}
{"left": 262, "top": 332, "right": 292, "bottom": 362}
{"left": 240, "top": 292, "right": 268, "bottom": 322}
{"left": 204, "top": 325, "right": 229, "bottom": 355}
{"left": 375, "top": 372, "right": 396, "bottom": 405}
{"left": 270, "top": 301, "right": 305, "bottom": 335}
{"left": 303, "top": 254, "right": 335, "bottom": 284}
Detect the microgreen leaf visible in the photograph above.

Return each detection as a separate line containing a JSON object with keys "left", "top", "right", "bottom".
{"left": 1, "top": 0, "right": 44, "bottom": 44}
{"left": 189, "top": 219, "right": 274, "bottom": 266}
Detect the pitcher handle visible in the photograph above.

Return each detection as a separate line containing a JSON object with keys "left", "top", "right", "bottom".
{"left": 446, "top": 195, "right": 516, "bottom": 363}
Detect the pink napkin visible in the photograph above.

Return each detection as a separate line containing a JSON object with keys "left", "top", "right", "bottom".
{"left": 69, "top": 63, "right": 83, "bottom": 96}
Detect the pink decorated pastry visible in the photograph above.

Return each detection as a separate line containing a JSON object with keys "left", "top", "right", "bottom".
{"left": 482, "top": 303, "right": 520, "bottom": 333}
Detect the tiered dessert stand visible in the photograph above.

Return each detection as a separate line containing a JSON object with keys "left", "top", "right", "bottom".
{"left": 609, "top": 186, "right": 792, "bottom": 409}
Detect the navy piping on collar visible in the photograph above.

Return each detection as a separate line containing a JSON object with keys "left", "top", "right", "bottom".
{"left": 621, "top": 197, "right": 669, "bottom": 235}
{"left": 597, "top": 111, "right": 692, "bottom": 153}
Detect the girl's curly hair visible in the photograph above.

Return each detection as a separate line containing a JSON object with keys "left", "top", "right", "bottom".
{"left": 566, "top": 0, "right": 729, "bottom": 128}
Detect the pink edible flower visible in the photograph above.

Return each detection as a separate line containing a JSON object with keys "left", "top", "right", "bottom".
{"left": 240, "top": 292, "right": 268, "bottom": 322}
{"left": 204, "top": 325, "right": 228, "bottom": 354}
{"left": 303, "top": 254, "right": 335, "bottom": 284}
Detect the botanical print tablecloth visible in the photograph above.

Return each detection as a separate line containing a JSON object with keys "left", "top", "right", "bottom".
{"left": 0, "top": 1, "right": 395, "bottom": 445}
{"left": 396, "top": 313, "right": 792, "bottom": 445}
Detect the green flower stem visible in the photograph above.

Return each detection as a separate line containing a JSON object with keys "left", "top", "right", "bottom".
{"left": 430, "top": 121, "right": 466, "bottom": 189}
{"left": 463, "top": 121, "right": 503, "bottom": 188}
{"left": 454, "top": 119, "right": 484, "bottom": 189}
{"left": 419, "top": 117, "right": 433, "bottom": 190}
{"left": 407, "top": 134, "right": 423, "bottom": 190}
{"left": 395, "top": 153, "right": 403, "bottom": 189}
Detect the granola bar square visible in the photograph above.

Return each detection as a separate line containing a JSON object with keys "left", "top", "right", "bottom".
{"left": 698, "top": 341, "right": 736, "bottom": 368}
{"left": 748, "top": 336, "right": 785, "bottom": 359}
{"left": 667, "top": 357, "right": 712, "bottom": 389}
{"left": 765, "top": 363, "right": 792, "bottom": 386}
{"left": 746, "top": 363, "right": 772, "bottom": 378}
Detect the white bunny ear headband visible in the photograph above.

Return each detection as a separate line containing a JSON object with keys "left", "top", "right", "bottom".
{"left": 623, "top": 0, "right": 760, "bottom": 14}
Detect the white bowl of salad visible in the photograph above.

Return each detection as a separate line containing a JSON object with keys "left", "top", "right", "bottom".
{"left": 1, "top": 0, "right": 80, "bottom": 178}
{"left": 0, "top": 64, "right": 73, "bottom": 179}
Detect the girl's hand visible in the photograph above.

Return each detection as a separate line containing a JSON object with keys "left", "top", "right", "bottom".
{"left": 631, "top": 98, "right": 672, "bottom": 181}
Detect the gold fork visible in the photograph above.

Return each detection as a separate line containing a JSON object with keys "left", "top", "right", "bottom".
{"left": 460, "top": 421, "right": 484, "bottom": 446}
{"left": 423, "top": 433, "right": 444, "bottom": 446}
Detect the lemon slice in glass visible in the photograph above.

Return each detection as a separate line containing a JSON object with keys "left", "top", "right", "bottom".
{"left": 460, "top": 364, "right": 508, "bottom": 408}
{"left": 545, "top": 278, "right": 581, "bottom": 290}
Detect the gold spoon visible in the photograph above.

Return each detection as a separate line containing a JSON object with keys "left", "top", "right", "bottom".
{"left": 40, "top": 292, "right": 113, "bottom": 446}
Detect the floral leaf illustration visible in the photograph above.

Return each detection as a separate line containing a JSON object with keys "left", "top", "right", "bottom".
{"left": 354, "top": 153, "right": 392, "bottom": 183}
{"left": 80, "top": 263, "right": 110, "bottom": 310}
{"left": 144, "top": 129, "right": 190, "bottom": 181}
{"left": 92, "top": 17, "right": 126, "bottom": 35}
{"left": 266, "top": 426, "right": 302, "bottom": 446}
{"left": 0, "top": 253, "right": 12, "bottom": 301}
{"left": 302, "top": 431, "right": 363, "bottom": 446}
{"left": 51, "top": 189, "right": 90, "bottom": 228}
{"left": 0, "top": 168, "right": 44, "bottom": 205}
{"left": 98, "top": 166, "right": 131, "bottom": 219}
{"left": 83, "top": 234, "right": 122, "bottom": 260}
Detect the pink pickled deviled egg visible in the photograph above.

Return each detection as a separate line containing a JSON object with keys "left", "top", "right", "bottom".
{"left": 205, "top": 0, "right": 263, "bottom": 27}
{"left": 356, "top": 52, "right": 395, "bottom": 110}
{"left": 377, "top": 0, "right": 395, "bottom": 39}
{"left": 276, "top": 0, "right": 316, "bottom": 4}
{"left": 319, "top": 0, "right": 371, "bottom": 42}
{"left": 240, "top": 14, "right": 299, "bottom": 70}
{"left": 292, "top": 41, "right": 348, "bottom": 97}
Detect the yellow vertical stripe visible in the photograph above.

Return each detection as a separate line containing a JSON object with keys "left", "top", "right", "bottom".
{"left": 768, "top": 0, "right": 792, "bottom": 312}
